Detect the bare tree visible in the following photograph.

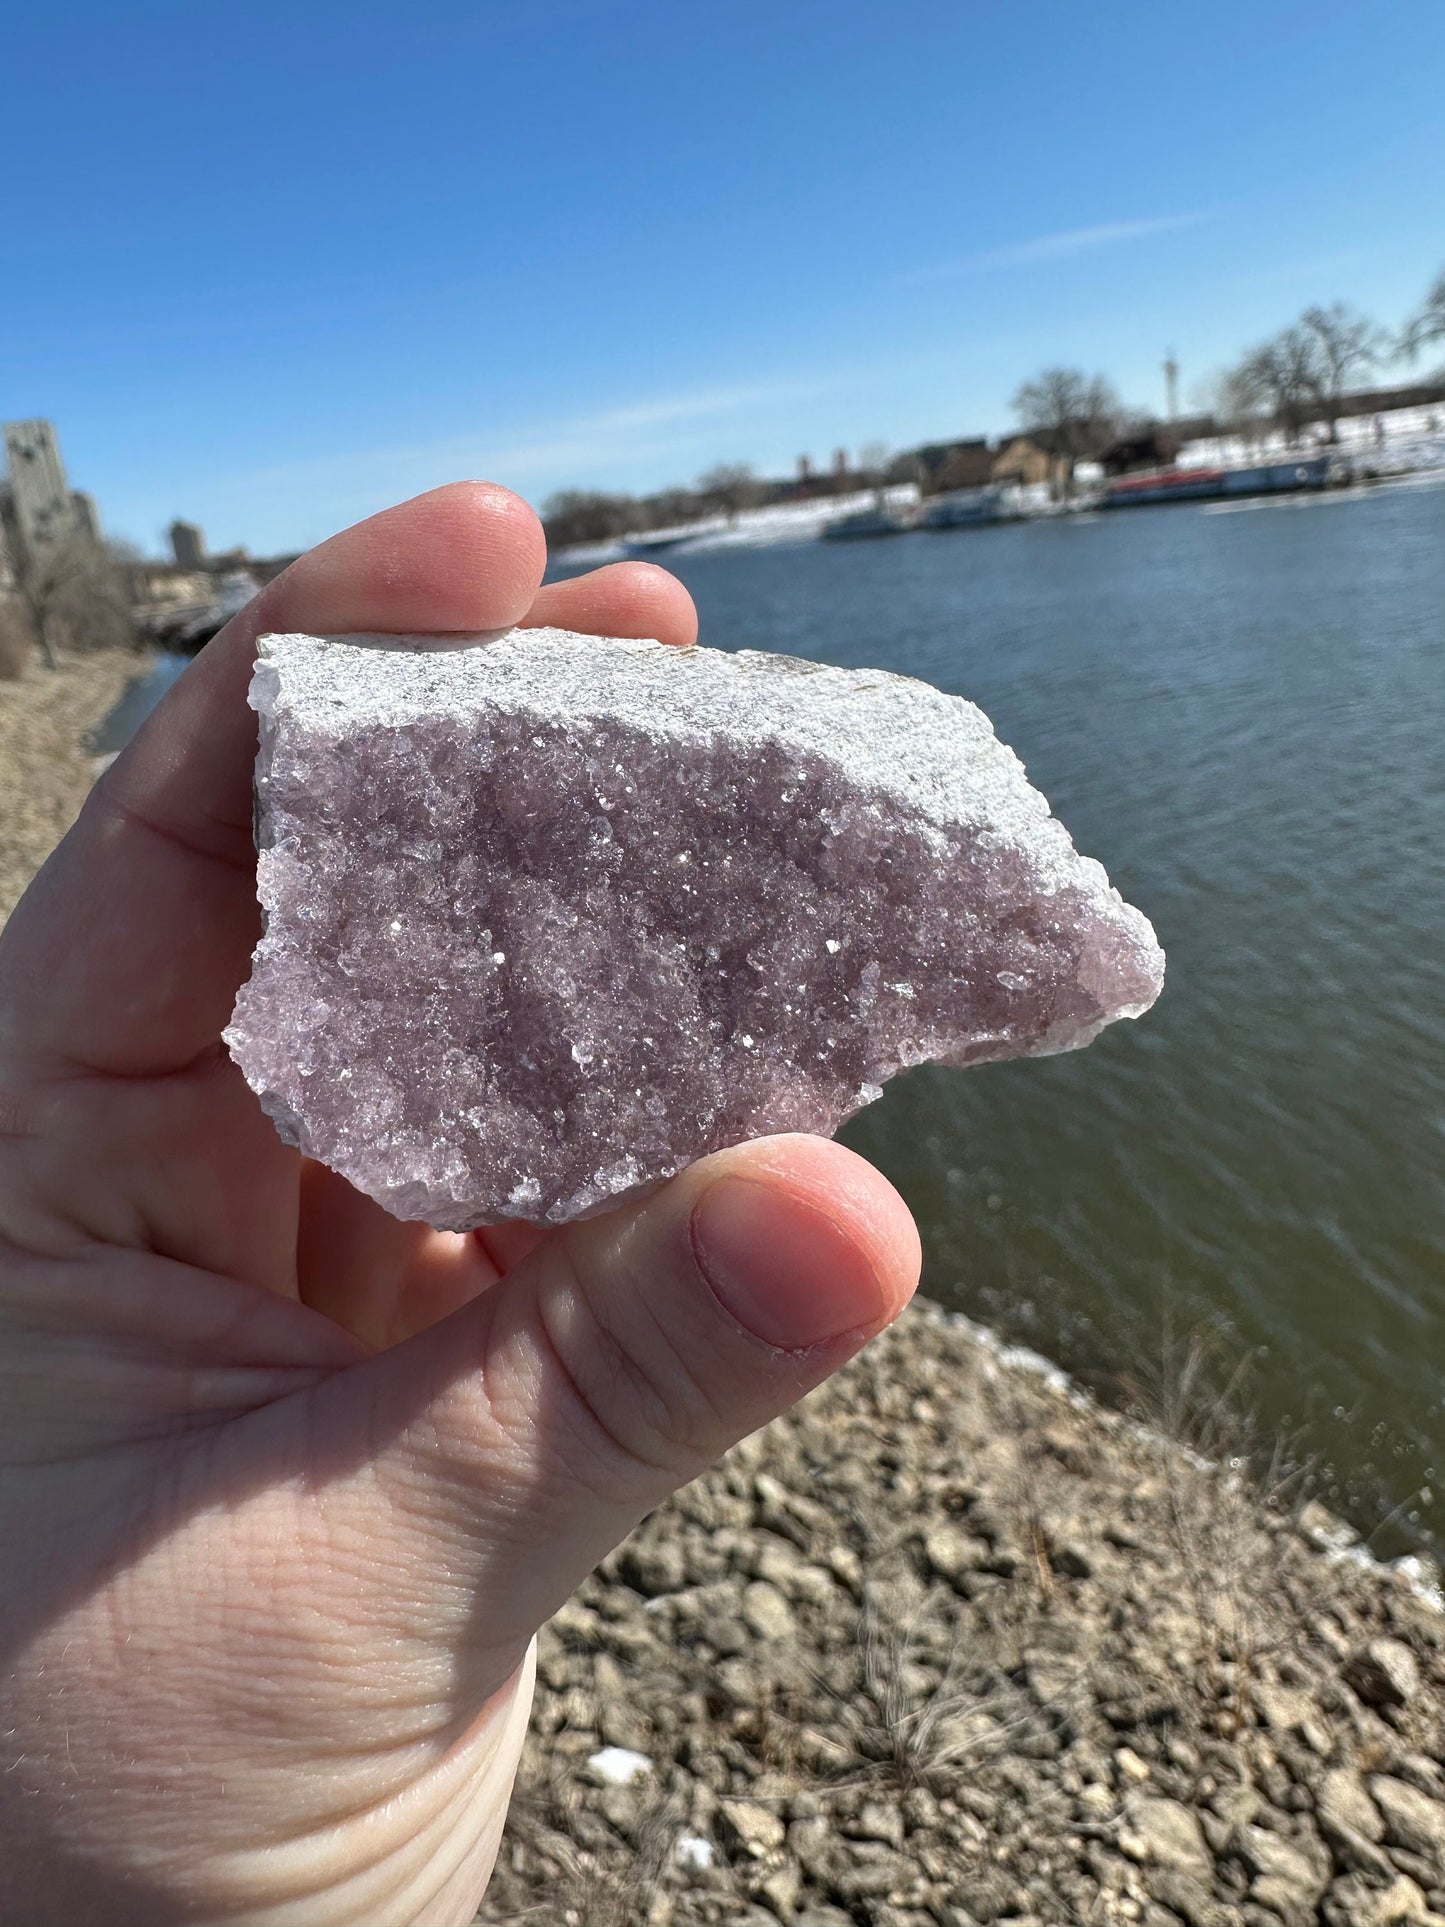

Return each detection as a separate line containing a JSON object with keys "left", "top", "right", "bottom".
{"left": 1232, "top": 304, "right": 1385, "bottom": 445}
{"left": 1298, "top": 303, "right": 1387, "bottom": 439}
{"left": 694, "top": 463, "right": 765, "bottom": 519}
{"left": 1402, "top": 267, "right": 1445, "bottom": 362}
{"left": 1191, "top": 367, "right": 1266, "bottom": 448}
{"left": 1009, "top": 368, "right": 1123, "bottom": 496}
{"left": 540, "top": 490, "right": 637, "bottom": 550}
{"left": 10, "top": 534, "right": 135, "bottom": 668}
{"left": 884, "top": 449, "right": 925, "bottom": 486}
{"left": 1232, "top": 328, "right": 1320, "bottom": 444}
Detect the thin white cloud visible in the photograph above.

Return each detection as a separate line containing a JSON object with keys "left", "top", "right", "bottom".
{"left": 905, "top": 211, "right": 1211, "bottom": 284}
{"left": 172, "top": 375, "right": 832, "bottom": 551}
{"left": 584, "top": 382, "right": 803, "bottom": 434}
{"left": 223, "top": 378, "right": 822, "bottom": 497}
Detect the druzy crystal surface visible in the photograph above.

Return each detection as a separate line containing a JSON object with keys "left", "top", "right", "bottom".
{"left": 224, "top": 629, "right": 1164, "bottom": 1228}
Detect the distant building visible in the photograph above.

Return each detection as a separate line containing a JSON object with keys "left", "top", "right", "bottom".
{"left": 170, "top": 519, "right": 206, "bottom": 569}
{"left": 128, "top": 561, "right": 214, "bottom": 609}
{"left": 781, "top": 453, "right": 825, "bottom": 500}
{"left": 990, "top": 434, "right": 1071, "bottom": 490}
{"left": 911, "top": 437, "right": 995, "bottom": 495}
{"left": 70, "top": 490, "right": 101, "bottom": 543}
{"left": 3, "top": 421, "right": 73, "bottom": 554}
{"left": 0, "top": 421, "right": 98, "bottom": 582}
{"left": 1098, "top": 428, "right": 1182, "bottom": 476}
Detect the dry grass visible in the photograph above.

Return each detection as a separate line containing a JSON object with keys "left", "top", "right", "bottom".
{"left": 788, "top": 1587, "right": 1046, "bottom": 1793}
{"left": 1117, "top": 1325, "right": 1319, "bottom": 1736}
{"left": 480, "top": 1773, "right": 681, "bottom": 1926}
{"left": 0, "top": 645, "right": 142, "bottom": 923}
{"left": 0, "top": 599, "right": 32, "bottom": 680}
{"left": 1120, "top": 1321, "right": 1317, "bottom": 1517}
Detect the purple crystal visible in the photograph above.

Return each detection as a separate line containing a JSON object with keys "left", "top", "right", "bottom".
{"left": 224, "top": 629, "right": 1164, "bottom": 1227}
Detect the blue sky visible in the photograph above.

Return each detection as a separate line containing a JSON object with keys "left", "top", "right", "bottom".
{"left": 4, "top": 0, "right": 1443, "bottom": 556}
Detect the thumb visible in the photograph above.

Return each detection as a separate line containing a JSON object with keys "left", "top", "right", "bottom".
{"left": 308, "top": 1134, "right": 919, "bottom": 1688}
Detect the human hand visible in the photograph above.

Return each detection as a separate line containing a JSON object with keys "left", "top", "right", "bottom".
{"left": 0, "top": 484, "right": 920, "bottom": 1925}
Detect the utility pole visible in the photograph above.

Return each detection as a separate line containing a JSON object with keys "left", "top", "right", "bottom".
{"left": 1163, "top": 350, "right": 1180, "bottom": 423}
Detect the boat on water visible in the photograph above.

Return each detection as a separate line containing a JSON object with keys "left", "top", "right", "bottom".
{"left": 919, "top": 486, "right": 1011, "bottom": 530}
{"left": 1103, "top": 455, "right": 1334, "bottom": 509}
{"left": 821, "top": 499, "right": 916, "bottom": 540}
{"left": 620, "top": 529, "right": 701, "bottom": 556}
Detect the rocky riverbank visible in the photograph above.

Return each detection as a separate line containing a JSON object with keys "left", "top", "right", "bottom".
{"left": 0, "top": 645, "right": 142, "bottom": 924}
{"left": 480, "top": 1306, "right": 1445, "bottom": 1927}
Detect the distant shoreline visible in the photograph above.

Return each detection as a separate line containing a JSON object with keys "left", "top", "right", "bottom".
{"left": 553, "top": 449, "right": 1445, "bottom": 571}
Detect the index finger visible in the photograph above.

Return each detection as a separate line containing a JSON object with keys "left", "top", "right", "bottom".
{"left": 0, "top": 481, "right": 550, "bottom": 1079}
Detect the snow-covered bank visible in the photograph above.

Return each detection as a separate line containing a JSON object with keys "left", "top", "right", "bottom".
{"left": 553, "top": 486, "right": 922, "bottom": 567}
{"left": 1179, "top": 401, "right": 1445, "bottom": 479}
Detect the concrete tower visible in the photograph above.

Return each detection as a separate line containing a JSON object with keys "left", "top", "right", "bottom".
{"left": 2, "top": 421, "right": 80, "bottom": 557}
{"left": 170, "top": 520, "right": 206, "bottom": 569}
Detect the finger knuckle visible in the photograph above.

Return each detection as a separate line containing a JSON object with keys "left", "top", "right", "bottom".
{"left": 531, "top": 1239, "right": 712, "bottom": 1500}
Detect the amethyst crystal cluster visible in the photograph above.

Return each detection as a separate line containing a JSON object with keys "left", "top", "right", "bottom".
{"left": 224, "top": 629, "right": 1164, "bottom": 1227}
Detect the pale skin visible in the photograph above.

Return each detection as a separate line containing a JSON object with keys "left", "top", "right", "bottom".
{"left": 0, "top": 484, "right": 921, "bottom": 1925}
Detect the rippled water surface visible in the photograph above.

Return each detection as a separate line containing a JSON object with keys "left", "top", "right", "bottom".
{"left": 574, "top": 484, "right": 1445, "bottom": 1553}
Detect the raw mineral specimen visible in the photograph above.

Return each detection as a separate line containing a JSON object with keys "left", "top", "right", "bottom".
{"left": 224, "top": 628, "right": 1164, "bottom": 1228}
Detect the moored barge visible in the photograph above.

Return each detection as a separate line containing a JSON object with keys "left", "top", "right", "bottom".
{"left": 1103, "top": 455, "right": 1333, "bottom": 508}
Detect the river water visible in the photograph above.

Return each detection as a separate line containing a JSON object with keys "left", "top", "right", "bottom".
{"left": 566, "top": 482, "right": 1445, "bottom": 1556}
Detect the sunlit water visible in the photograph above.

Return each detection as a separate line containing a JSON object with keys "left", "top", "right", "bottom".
{"left": 558, "top": 481, "right": 1445, "bottom": 1556}
{"left": 85, "top": 651, "right": 189, "bottom": 755}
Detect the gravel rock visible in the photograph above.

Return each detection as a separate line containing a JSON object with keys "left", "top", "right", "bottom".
{"left": 1370, "top": 1777, "right": 1445, "bottom": 1862}
{"left": 1144, "top": 1865, "right": 1233, "bottom": 1925}
{"left": 758, "top": 1860, "right": 803, "bottom": 1915}
{"left": 1323, "top": 1871, "right": 1439, "bottom": 1924}
{"left": 923, "top": 1525, "right": 988, "bottom": 1585}
{"left": 847, "top": 1801, "right": 905, "bottom": 1848}
{"left": 1345, "top": 1640, "right": 1422, "bottom": 1709}
{"left": 1046, "top": 1537, "right": 1094, "bottom": 1579}
{"left": 1233, "top": 1821, "right": 1329, "bottom": 1922}
{"left": 622, "top": 1539, "right": 689, "bottom": 1597}
{"left": 718, "top": 1800, "right": 787, "bottom": 1859}
{"left": 1319, "top": 1769, "right": 1387, "bottom": 1845}
{"left": 1253, "top": 1681, "right": 1319, "bottom": 1737}
{"left": 1125, "top": 1794, "right": 1215, "bottom": 1879}
{"left": 1237, "top": 1824, "right": 1325, "bottom": 1889}
{"left": 741, "top": 1580, "right": 796, "bottom": 1642}
{"left": 832, "top": 1853, "right": 907, "bottom": 1899}
{"left": 468, "top": 1302, "right": 1445, "bottom": 1923}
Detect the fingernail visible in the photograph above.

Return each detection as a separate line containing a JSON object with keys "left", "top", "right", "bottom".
{"left": 690, "top": 1175, "right": 887, "bottom": 1350}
